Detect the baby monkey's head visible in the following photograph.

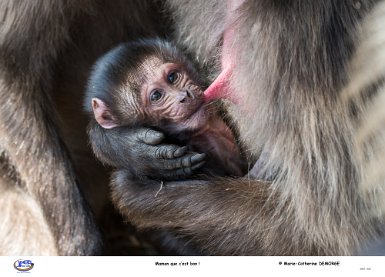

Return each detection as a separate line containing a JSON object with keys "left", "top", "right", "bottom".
{"left": 85, "top": 38, "right": 207, "bottom": 133}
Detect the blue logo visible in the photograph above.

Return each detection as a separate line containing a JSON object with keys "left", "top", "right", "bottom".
{"left": 14, "top": 259, "right": 34, "bottom": 272}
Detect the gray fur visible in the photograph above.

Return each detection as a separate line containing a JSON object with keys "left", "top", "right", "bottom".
{"left": 1, "top": 0, "right": 385, "bottom": 256}
{"left": 344, "top": 1, "right": 385, "bottom": 221}
{"left": 0, "top": 0, "right": 164, "bottom": 255}
{"left": 110, "top": 0, "right": 385, "bottom": 255}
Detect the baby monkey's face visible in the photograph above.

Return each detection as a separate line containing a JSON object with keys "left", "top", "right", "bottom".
{"left": 140, "top": 60, "right": 207, "bottom": 132}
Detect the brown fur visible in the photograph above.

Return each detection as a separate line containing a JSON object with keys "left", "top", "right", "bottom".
{"left": 0, "top": 0, "right": 165, "bottom": 255}
{"left": 1, "top": 0, "right": 385, "bottom": 256}
{"left": 344, "top": 1, "right": 385, "bottom": 220}
{"left": 84, "top": 39, "right": 246, "bottom": 177}
{"left": 109, "top": 0, "right": 385, "bottom": 255}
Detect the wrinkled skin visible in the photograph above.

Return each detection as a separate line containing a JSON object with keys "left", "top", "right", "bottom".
{"left": 89, "top": 126, "right": 206, "bottom": 180}
{"left": 87, "top": 39, "right": 245, "bottom": 178}
{"left": 102, "top": 0, "right": 385, "bottom": 256}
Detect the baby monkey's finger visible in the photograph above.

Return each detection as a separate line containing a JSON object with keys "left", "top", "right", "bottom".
{"left": 161, "top": 153, "right": 205, "bottom": 170}
{"left": 154, "top": 145, "right": 188, "bottom": 159}
{"left": 138, "top": 128, "right": 165, "bottom": 145}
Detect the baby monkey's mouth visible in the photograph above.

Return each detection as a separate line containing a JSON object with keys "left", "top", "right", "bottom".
{"left": 184, "top": 100, "right": 208, "bottom": 131}
{"left": 160, "top": 90, "right": 208, "bottom": 135}
{"left": 187, "top": 90, "right": 205, "bottom": 117}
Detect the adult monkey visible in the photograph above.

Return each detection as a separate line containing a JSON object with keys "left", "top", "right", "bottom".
{"left": 0, "top": 0, "right": 203, "bottom": 255}
{"left": 344, "top": 1, "right": 385, "bottom": 255}
{"left": 2, "top": 0, "right": 385, "bottom": 256}
{"left": 96, "top": 0, "right": 385, "bottom": 255}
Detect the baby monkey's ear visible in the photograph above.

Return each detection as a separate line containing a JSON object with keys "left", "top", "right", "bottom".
{"left": 91, "top": 98, "right": 118, "bottom": 129}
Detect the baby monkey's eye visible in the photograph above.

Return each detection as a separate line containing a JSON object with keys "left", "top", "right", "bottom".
{"left": 167, "top": 71, "right": 179, "bottom": 84}
{"left": 150, "top": 89, "right": 164, "bottom": 103}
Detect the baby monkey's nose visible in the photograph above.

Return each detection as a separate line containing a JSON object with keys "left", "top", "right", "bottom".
{"left": 178, "top": 89, "right": 195, "bottom": 103}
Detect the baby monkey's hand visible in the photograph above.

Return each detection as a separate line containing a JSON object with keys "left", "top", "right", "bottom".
{"left": 134, "top": 128, "right": 206, "bottom": 180}
{"left": 90, "top": 126, "right": 206, "bottom": 180}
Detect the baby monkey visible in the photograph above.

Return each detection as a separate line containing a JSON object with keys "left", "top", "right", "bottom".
{"left": 85, "top": 38, "right": 246, "bottom": 177}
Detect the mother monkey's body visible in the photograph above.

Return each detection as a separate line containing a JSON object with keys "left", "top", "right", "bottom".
{"left": 1, "top": 0, "right": 385, "bottom": 255}
{"left": 105, "top": 0, "right": 385, "bottom": 255}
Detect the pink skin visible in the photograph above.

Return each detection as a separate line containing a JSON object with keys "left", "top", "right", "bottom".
{"left": 95, "top": 3, "right": 244, "bottom": 126}
{"left": 91, "top": 60, "right": 245, "bottom": 176}
{"left": 203, "top": 0, "right": 244, "bottom": 104}
{"left": 141, "top": 63, "right": 204, "bottom": 126}
{"left": 92, "top": 62, "right": 206, "bottom": 131}
{"left": 92, "top": 98, "right": 117, "bottom": 129}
